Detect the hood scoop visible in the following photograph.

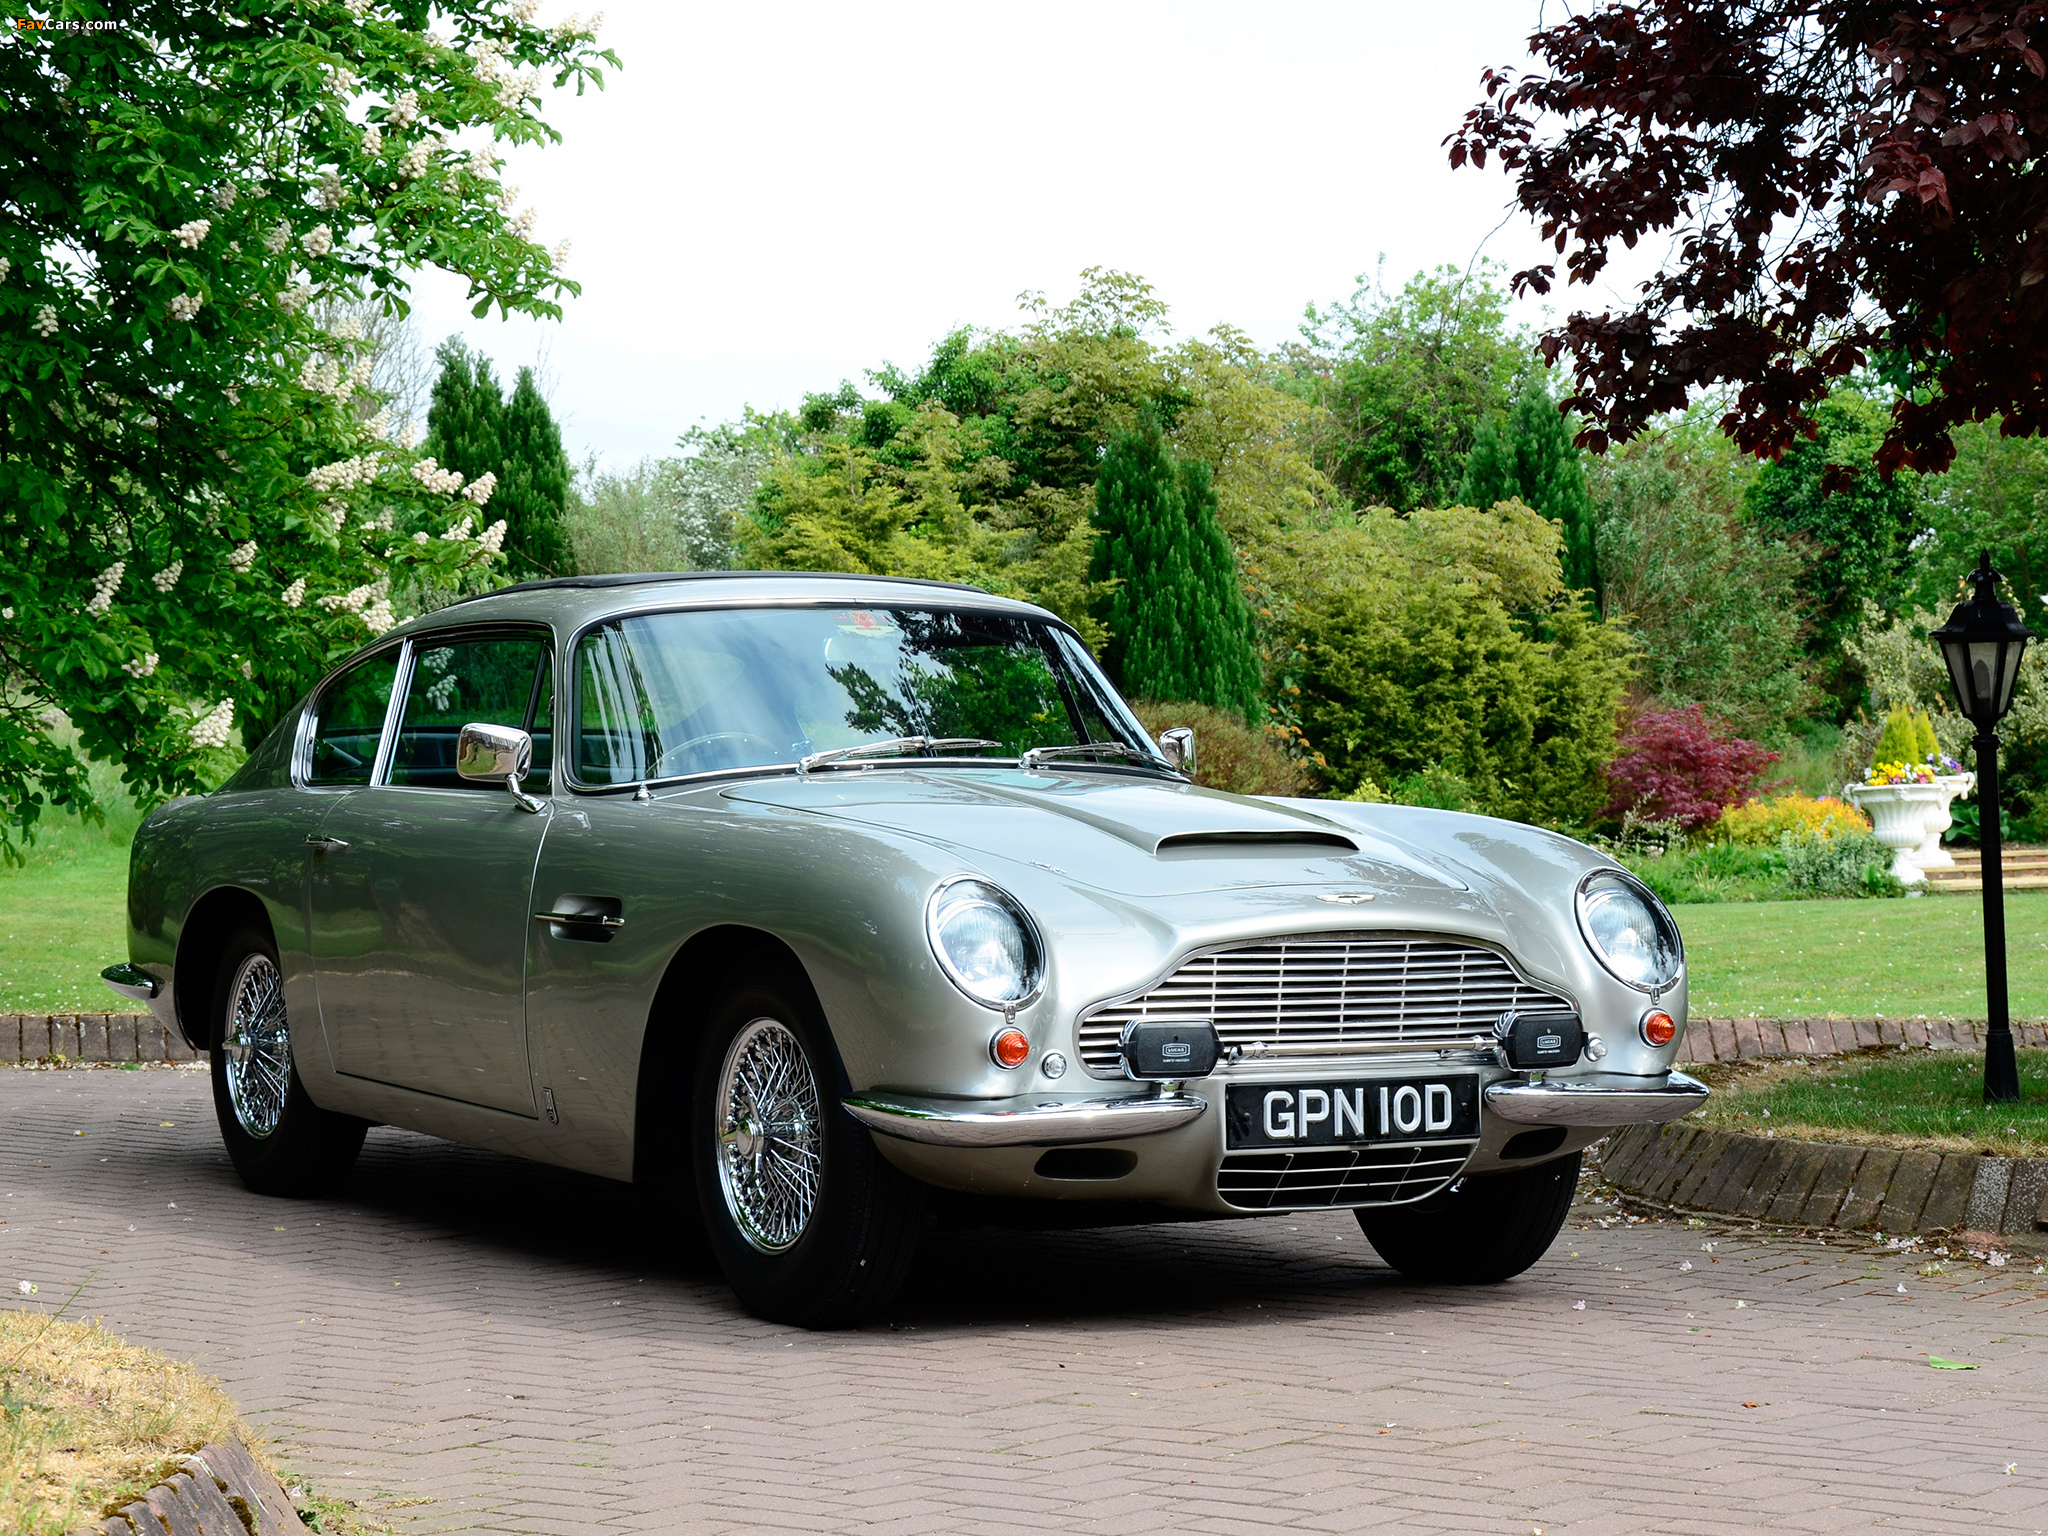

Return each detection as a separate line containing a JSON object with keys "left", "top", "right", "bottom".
{"left": 1154, "top": 830, "right": 1358, "bottom": 856}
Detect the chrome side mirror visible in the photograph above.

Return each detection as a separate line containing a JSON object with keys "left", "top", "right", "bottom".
{"left": 457, "top": 722, "right": 544, "bottom": 812}
{"left": 1157, "top": 727, "right": 1196, "bottom": 776}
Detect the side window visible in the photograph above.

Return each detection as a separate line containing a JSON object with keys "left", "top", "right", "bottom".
{"left": 307, "top": 651, "right": 401, "bottom": 787}
{"left": 387, "top": 634, "right": 552, "bottom": 789}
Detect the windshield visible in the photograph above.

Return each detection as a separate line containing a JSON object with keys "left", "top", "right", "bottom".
{"left": 572, "top": 604, "right": 1166, "bottom": 785}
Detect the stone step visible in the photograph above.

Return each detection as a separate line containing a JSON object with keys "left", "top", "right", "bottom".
{"left": 1920, "top": 874, "right": 2048, "bottom": 892}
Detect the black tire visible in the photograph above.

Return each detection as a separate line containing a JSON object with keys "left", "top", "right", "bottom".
{"left": 691, "top": 965, "right": 924, "bottom": 1328}
{"left": 208, "top": 925, "right": 367, "bottom": 1197}
{"left": 1355, "top": 1151, "right": 1581, "bottom": 1284}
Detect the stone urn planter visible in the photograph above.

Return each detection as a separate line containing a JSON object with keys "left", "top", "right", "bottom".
{"left": 1911, "top": 772, "right": 1976, "bottom": 871}
{"left": 1843, "top": 781, "right": 1948, "bottom": 884}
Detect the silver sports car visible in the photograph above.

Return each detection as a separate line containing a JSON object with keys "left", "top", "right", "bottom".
{"left": 106, "top": 573, "right": 1705, "bottom": 1325}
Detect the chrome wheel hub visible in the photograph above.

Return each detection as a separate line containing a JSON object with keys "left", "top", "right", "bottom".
{"left": 223, "top": 953, "right": 290, "bottom": 1139}
{"left": 715, "top": 1019, "right": 823, "bottom": 1253}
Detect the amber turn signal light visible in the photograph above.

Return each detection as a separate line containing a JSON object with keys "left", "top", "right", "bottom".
{"left": 1640, "top": 1009, "right": 1678, "bottom": 1047}
{"left": 990, "top": 1028, "right": 1031, "bottom": 1069}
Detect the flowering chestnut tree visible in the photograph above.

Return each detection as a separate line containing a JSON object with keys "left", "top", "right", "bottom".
{"left": 0, "top": 1, "right": 614, "bottom": 849}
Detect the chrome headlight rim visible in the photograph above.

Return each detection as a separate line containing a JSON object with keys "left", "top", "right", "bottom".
{"left": 924, "top": 875, "right": 1046, "bottom": 1011}
{"left": 1574, "top": 866, "right": 1685, "bottom": 994}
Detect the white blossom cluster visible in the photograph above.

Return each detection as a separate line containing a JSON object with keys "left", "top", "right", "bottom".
{"left": 477, "top": 518, "right": 508, "bottom": 554}
{"left": 512, "top": 206, "right": 537, "bottom": 237}
{"left": 496, "top": 182, "right": 520, "bottom": 213}
{"left": 33, "top": 305, "right": 57, "bottom": 338}
{"left": 552, "top": 11, "right": 602, "bottom": 38}
{"left": 239, "top": 658, "right": 254, "bottom": 679}
{"left": 399, "top": 141, "right": 432, "bottom": 180}
{"left": 278, "top": 284, "right": 313, "bottom": 313}
{"left": 465, "top": 148, "right": 498, "bottom": 177}
{"left": 510, "top": 0, "right": 542, "bottom": 21}
{"left": 174, "top": 218, "right": 212, "bottom": 248}
{"left": 549, "top": 239, "right": 571, "bottom": 273}
{"left": 121, "top": 651, "right": 159, "bottom": 678}
{"left": 318, "top": 581, "right": 377, "bottom": 613}
{"left": 396, "top": 420, "right": 420, "bottom": 451}
{"left": 412, "top": 456, "right": 465, "bottom": 494}
{"left": 349, "top": 355, "right": 374, "bottom": 392}
{"left": 425, "top": 27, "right": 449, "bottom": 48}
{"left": 152, "top": 559, "right": 184, "bottom": 592}
{"left": 307, "top": 454, "right": 381, "bottom": 493}
{"left": 442, "top": 513, "right": 475, "bottom": 541}
{"left": 389, "top": 89, "right": 420, "bottom": 128}
{"left": 501, "top": 69, "right": 540, "bottom": 106}
{"left": 299, "top": 353, "right": 345, "bottom": 394}
{"left": 302, "top": 224, "right": 333, "bottom": 257}
{"left": 346, "top": 0, "right": 373, "bottom": 16}
{"left": 332, "top": 66, "right": 360, "bottom": 97}
{"left": 364, "top": 598, "right": 396, "bottom": 633}
{"left": 472, "top": 39, "right": 505, "bottom": 81}
{"left": 464, "top": 470, "right": 498, "bottom": 505}
{"left": 281, "top": 577, "right": 307, "bottom": 607}
{"left": 168, "top": 293, "right": 203, "bottom": 321}
{"left": 329, "top": 315, "right": 364, "bottom": 342}
{"left": 362, "top": 123, "right": 384, "bottom": 157}
{"left": 229, "top": 540, "right": 258, "bottom": 574}
{"left": 315, "top": 173, "right": 344, "bottom": 211}
{"left": 211, "top": 183, "right": 238, "bottom": 211}
{"left": 0, "top": 256, "right": 10, "bottom": 282}
{"left": 190, "top": 698, "right": 236, "bottom": 751}
{"left": 265, "top": 222, "right": 291, "bottom": 254}
{"left": 85, "top": 561, "right": 124, "bottom": 615}
{"left": 366, "top": 406, "right": 393, "bottom": 439}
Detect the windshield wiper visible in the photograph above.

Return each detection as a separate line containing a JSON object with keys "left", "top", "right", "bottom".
{"left": 797, "top": 736, "right": 1002, "bottom": 775}
{"left": 1019, "top": 741, "right": 1163, "bottom": 772}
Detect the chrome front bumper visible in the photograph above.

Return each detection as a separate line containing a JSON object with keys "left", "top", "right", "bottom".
{"left": 844, "top": 1090, "right": 1207, "bottom": 1148}
{"left": 1484, "top": 1069, "right": 1709, "bottom": 1128}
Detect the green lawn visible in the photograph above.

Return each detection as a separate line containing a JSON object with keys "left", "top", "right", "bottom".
{"left": 1674, "top": 890, "right": 2048, "bottom": 1021}
{"left": 1690, "top": 1049, "right": 2048, "bottom": 1155}
{"left": 0, "top": 828, "right": 140, "bottom": 1016}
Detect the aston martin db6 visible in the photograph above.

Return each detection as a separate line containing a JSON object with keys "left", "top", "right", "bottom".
{"left": 106, "top": 573, "right": 1706, "bottom": 1325}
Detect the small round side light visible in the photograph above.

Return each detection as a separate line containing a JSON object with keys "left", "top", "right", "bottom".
{"left": 991, "top": 1029, "right": 1031, "bottom": 1070}
{"left": 1640, "top": 1009, "right": 1678, "bottom": 1048}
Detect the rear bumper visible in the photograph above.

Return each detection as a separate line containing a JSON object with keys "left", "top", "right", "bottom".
{"left": 844, "top": 1089, "right": 1207, "bottom": 1148}
{"left": 1484, "top": 1069, "right": 1708, "bottom": 1128}
{"left": 101, "top": 962, "right": 161, "bottom": 1003}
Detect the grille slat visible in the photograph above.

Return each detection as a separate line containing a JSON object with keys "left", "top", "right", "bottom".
{"left": 1077, "top": 932, "right": 1565, "bottom": 1076}
{"left": 1216, "top": 1141, "right": 1479, "bottom": 1209}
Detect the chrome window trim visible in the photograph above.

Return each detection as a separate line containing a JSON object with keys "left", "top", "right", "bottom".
{"left": 292, "top": 638, "right": 408, "bottom": 790}
{"left": 372, "top": 622, "right": 560, "bottom": 794}
{"left": 1072, "top": 928, "right": 1581, "bottom": 1078}
{"left": 558, "top": 598, "right": 1174, "bottom": 798}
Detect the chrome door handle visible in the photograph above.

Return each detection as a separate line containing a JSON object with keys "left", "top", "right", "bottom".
{"left": 305, "top": 835, "right": 350, "bottom": 854}
{"left": 533, "top": 911, "right": 625, "bottom": 930}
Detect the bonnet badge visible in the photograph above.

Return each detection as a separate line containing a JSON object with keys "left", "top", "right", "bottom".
{"left": 1316, "top": 893, "right": 1374, "bottom": 904}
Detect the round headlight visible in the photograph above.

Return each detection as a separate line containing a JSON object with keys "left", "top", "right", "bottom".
{"left": 926, "top": 879, "right": 1044, "bottom": 1008}
{"left": 1575, "top": 869, "right": 1684, "bottom": 992}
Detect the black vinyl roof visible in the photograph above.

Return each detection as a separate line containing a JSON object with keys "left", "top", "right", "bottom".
{"left": 442, "top": 570, "right": 990, "bottom": 610}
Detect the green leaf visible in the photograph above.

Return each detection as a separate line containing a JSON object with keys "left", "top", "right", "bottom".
{"left": 1928, "top": 1356, "right": 1978, "bottom": 1370}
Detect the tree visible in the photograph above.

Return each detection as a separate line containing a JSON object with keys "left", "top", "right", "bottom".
{"left": 0, "top": 2, "right": 615, "bottom": 849}
{"left": 1458, "top": 368, "right": 1600, "bottom": 596}
{"left": 495, "top": 366, "right": 574, "bottom": 577}
{"left": 1089, "top": 417, "right": 1261, "bottom": 720}
{"left": 1283, "top": 262, "right": 1525, "bottom": 511}
{"left": 1448, "top": 2, "right": 2048, "bottom": 476}
{"left": 1744, "top": 390, "right": 1924, "bottom": 701}
{"left": 424, "top": 338, "right": 506, "bottom": 488}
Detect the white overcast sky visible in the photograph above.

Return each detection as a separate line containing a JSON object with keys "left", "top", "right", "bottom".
{"left": 402, "top": 0, "right": 1638, "bottom": 472}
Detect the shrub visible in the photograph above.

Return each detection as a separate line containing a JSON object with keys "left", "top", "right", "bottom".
{"left": 1387, "top": 764, "right": 1480, "bottom": 812}
{"left": 1777, "top": 830, "right": 1903, "bottom": 898}
{"left": 1128, "top": 701, "right": 1314, "bottom": 797}
{"left": 1603, "top": 703, "right": 1781, "bottom": 832}
{"left": 1709, "top": 794, "right": 1870, "bottom": 846}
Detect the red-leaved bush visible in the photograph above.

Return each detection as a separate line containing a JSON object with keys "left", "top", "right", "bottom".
{"left": 1603, "top": 704, "right": 1782, "bottom": 833}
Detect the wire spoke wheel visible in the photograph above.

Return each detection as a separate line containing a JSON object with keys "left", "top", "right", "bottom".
{"left": 715, "top": 1018, "right": 824, "bottom": 1253}
{"left": 222, "top": 952, "right": 291, "bottom": 1139}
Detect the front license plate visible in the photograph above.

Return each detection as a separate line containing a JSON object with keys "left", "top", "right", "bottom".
{"left": 1225, "top": 1076, "right": 1480, "bottom": 1150}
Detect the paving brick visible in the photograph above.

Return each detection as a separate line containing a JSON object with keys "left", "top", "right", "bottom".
{"left": 110, "top": 1015, "right": 138, "bottom": 1061}
{"left": 2003, "top": 1161, "right": 2048, "bottom": 1234}
{"left": 80, "top": 1017, "right": 110, "bottom": 1063}
{"left": 1877, "top": 1020, "right": 1906, "bottom": 1047}
{"left": 1798, "top": 1144, "right": 1866, "bottom": 1228}
{"left": 1967, "top": 1156, "right": 2013, "bottom": 1232}
{"left": 1734, "top": 1018, "right": 1764, "bottom": 1059}
{"left": 1735, "top": 1140, "right": 1799, "bottom": 1219}
{"left": 1836, "top": 1149, "right": 1902, "bottom": 1229}
{"left": 1664, "top": 1130, "right": 1729, "bottom": 1208}
{"left": 1696, "top": 1134, "right": 1774, "bottom": 1215}
{"left": 1765, "top": 1143, "right": 1830, "bottom": 1226}
{"left": 0, "top": 1017, "right": 17, "bottom": 1063}
{"left": 1876, "top": 1150, "right": 1942, "bottom": 1233}
{"left": 1903, "top": 1019, "right": 1931, "bottom": 1048}
{"left": 1626, "top": 1126, "right": 1689, "bottom": 1199}
{"left": 1853, "top": 1020, "right": 1884, "bottom": 1049}
{"left": 138, "top": 1021, "right": 165, "bottom": 1062}
{"left": 1922, "top": 1153, "right": 1980, "bottom": 1232}
{"left": 1706, "top": 1019, "right": 1738, "bottom": 1063}
{"left": 20, "top": 1017, "right": 50, "bottom": 1061}
{"left": 51, "top": 1017, "right": 80, "bottom": 1061}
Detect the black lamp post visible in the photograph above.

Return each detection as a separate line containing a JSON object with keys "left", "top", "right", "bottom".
{"left": 1930, "top": 551, "right": 2036, "bottom": 1103}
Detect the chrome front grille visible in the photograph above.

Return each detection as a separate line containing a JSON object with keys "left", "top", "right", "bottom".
{"left": 1076, "top": 933, "right": 1567, "bottom": 1077}
{"left": 1216, "top": 1141, "right": 1477, "bottom": 1210}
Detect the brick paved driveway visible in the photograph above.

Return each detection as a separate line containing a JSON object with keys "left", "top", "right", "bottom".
{"left": 5, "top": 1067, "right": 2048, "bottom": 1536}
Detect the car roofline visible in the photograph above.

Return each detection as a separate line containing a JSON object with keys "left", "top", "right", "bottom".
{"left": 439, "top": 569, "right": 990, "bottom": 610}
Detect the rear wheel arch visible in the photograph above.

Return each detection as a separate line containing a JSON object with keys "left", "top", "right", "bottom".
{"left": 173, "top": 887, "right": 276, "bottom": 1050}
{"left": 633, "top": 925, "right": 826, "bottom": 1187}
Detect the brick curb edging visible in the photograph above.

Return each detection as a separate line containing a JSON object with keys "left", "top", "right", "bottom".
{"left": 1597, "top": 1121, "right": 2048, "bottom": 1239}
{"left": 0, "top": 1014, "right": 202, "bottom": 1064}
{"left": 72, "top": 1437, "right": 299, "bottom": 1536}
{"left": 1678, "top": 1016, "right": 2048, "bottom": 1065}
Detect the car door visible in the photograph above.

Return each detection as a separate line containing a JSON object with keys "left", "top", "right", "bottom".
{"left": 306, "top": 627, "right": 555, "bottom": 1117}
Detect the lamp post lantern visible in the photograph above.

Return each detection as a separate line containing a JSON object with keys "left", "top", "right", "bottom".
{"left": 1930, "top": 551, "right": 2036, "bottom": 1103}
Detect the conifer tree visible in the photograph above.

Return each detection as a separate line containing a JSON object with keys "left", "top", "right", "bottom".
{"left": 496, "top": 366, "right": 577, "bottom": 578}
{"left": 1089, "top": 415, "right": 1261, "bottom": 720}
{"left": 424, "top": 337, "right": 505, "bottom": 485}
{"left": 1459, "top": 369, "right": 1600, "bottom": 600}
